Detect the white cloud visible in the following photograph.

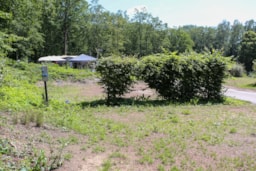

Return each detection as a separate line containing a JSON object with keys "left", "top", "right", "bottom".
{"left": 126, "top": 5, "right": 148, "bottom": 17}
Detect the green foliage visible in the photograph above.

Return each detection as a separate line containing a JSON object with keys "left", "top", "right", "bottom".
{"left": 0, "top": 0, "right": 255, "bottom": 60}
{"left": 0, "top": 60, "right": 43, "bottom": 111}
{"left": 140, "top": 53, "right": 227, "bottom": 101}
{"left": 47, "top": 64, "right": 96, "bottom": 81}
{"left": 230, "top": 63, "right": 245, "bottom": 77}
{"left": 97, "top": 53, "right": 226, "bottom": 103}
{"left": 167, "top": 29, "right": 194, "bottom": 53}
{"left": 101, "top": 160, "right": 112, "bottom": 171}
{"left": 201, "top": 53, "right": 227, "bottom": 100}
{"left": 0, "top": 10, "right": 22, "bottom": 58}
{"left": 238, "top": 31, "right": 256, "bottom": 73}
{"left": 96, "top": 56, "right": 137, "bottom": 104}
{"left": 0, "top": 59, "right": 4, "bottom": 86}
{"left": 139, "top": 54, "right": 169, "bottom": 89}
{"left": 0, "top": 59, "right": 96, "bottom": 112}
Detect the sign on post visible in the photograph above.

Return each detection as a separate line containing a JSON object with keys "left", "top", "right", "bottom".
{"left": 41, "top": 66, "right": 49, "bottom": 103}
{"left": 41, "top": 66, "right": 48, "bottom": 81}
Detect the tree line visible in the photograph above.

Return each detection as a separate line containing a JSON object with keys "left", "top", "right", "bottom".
{"left": 0, "top": 0, "right": 256, "bottom": 72}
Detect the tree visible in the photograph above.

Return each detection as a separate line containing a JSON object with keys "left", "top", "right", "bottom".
{"left": 123, "top": 9, "right": 168, "bottom": 56}
{"left": 244, "top": 19, "right": 256, "bottom": 32}
{"left": 54, "top": 0, "right": 89, "bottom": 55}
{"left": 183, "top": 25, "right": 216, "bottom": 53}
{"left": 7, "top": 0, "right": 44, "bottom": 61}
{"left": 0, "top": 10, "right": 21, "bottom": 58}
{"left": 215, "top": 20, "right": 231, "bottom": 55}
{"left": 238, "top": 31, "right": 256, "bottom": 73}
{"left": 87, "top": 0, "right": 109, "bottom": 57}
{"left": 167, "top": 28, "right": 194, "bottom": 53}
{"left": 227, "top": 20, "right": 244, "bottom": 57}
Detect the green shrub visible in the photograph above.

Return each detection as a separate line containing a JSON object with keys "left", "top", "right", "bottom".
{"left": 230, "top": 63, "right": 245, "bottom": 77}
{"left": 201, "top": 54, "right": 226, "bottom": 101}
{"left": 140, "top": 53, "right": 227, "bottom": 102}
{"left": 48, "top": 64, "right": 96, "bottom": 81}
{"left": 139, "top": 54, "right": 168, "bottom": 90}
{"left": 154, "top": 55, "right": 182, "bottom": 100}
{"left": 96, "top": 56, "right": 137, "bottom": 104}
{"left": 179, "top": 56, "right": 204, "bottom": 101}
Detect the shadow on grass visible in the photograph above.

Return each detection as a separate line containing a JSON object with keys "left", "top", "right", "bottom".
{"left": 78, "top": 97, "right": 225, "bottom": 108}
{"left": 246, "top": 83, "right": 256, "bottom": 87}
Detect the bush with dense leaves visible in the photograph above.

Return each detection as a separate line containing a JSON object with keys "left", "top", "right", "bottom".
{"left": 140, "top": 53, "right": 226, "bottom": 101}
{"left": 200, "top": 54, "right": 227, "bottom": 100}
{"left": 96, "top": 56, "right": 137, "bottom": 104}
{"left": 96, "top": 53, "right": 227, "bottom": 103}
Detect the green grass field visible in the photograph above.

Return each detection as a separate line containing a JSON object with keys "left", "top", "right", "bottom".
{"left": 225, "top": 76, "right": 256, "bottom": 90}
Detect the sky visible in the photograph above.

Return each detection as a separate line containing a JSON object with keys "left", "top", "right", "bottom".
{"left": 97, "top": 0, "right": 256, "bottom": 27}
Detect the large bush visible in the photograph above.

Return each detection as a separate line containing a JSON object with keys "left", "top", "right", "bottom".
{"left": 140, "top": 53, "right": 227, "bottom": 101}
{"left": 140, "top": 54, "right": 183, "bottom": 100}
{"left": 96, "top": 56, "right": 137, "bottom": 104}
{"left": 96, "top": 53, "right": 227, "bottom": 103}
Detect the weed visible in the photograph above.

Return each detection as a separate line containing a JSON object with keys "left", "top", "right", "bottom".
{"left": 101, "top": 160, "right": 112, "bottom": 171}
{"left": 169, "top": 115, "right": 179, "bottom": 123}
{"left": 158, "top": 165, "right": 166, "bottom": 171}
{"left": 139, "top": 154, "right": 154, "bottom": 164}
{"left": 182, "top": 109, "right": 191, "bottom": 115}
{"left": 35, "top": 111, "right": 44, "bottom": 127}
{"left": 32, "top": 150, "right": 47, "bottom": 171}
{"left": 80, "top": 145, "right": 87, "bottom": 151}
{"left": 170, "top": 166, "right": 180, "bottom": 171}
{"left": 20, "top": 112, "right": 31, "bottom": 125}
{"left": 67, "top": 136, "right": 79, "bottom": 144}
{"left": 92, "top": 146, "right": 105, "bottom": 153}
{"left": 64, "top": 153, "right": 72, "bottom": 161}
{"left": 109, "top": 151, "right": 126, "bottom": 160}
{"left": 229, "top": 128, "right": 237, "bottom": 134}
{"left": 12, "top": 113, "right": 19, "bottom": 125}
{"left": 0, "top": 139, "right": 13, "bottom": 155}
{"left": 111, "top": 136, "right": 128, "bottom": 147}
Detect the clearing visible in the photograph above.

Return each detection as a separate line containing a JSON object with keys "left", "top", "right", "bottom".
{"left": 1, "top": 80, "right": 256, "bottom": 171}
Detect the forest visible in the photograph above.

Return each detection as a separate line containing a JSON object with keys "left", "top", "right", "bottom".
{"left": 1, "top": 0, "right": 256, "bottom": 72}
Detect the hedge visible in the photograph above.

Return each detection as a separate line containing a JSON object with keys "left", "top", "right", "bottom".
{"left": 97, "top": 53, "right": 227, "bottom": 103}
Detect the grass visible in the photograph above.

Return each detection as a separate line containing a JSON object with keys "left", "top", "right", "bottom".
{"left": 41, "top": 91, "right": 256, "bottom": 170}
{"left": 225, "top": 76, "right": 256, "bottom": 90}
{"left": 1, "top": 60, "right": 256, "bottom": 170}
{"left": 38, "top": 77, "right": 256, "bottom": 170}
